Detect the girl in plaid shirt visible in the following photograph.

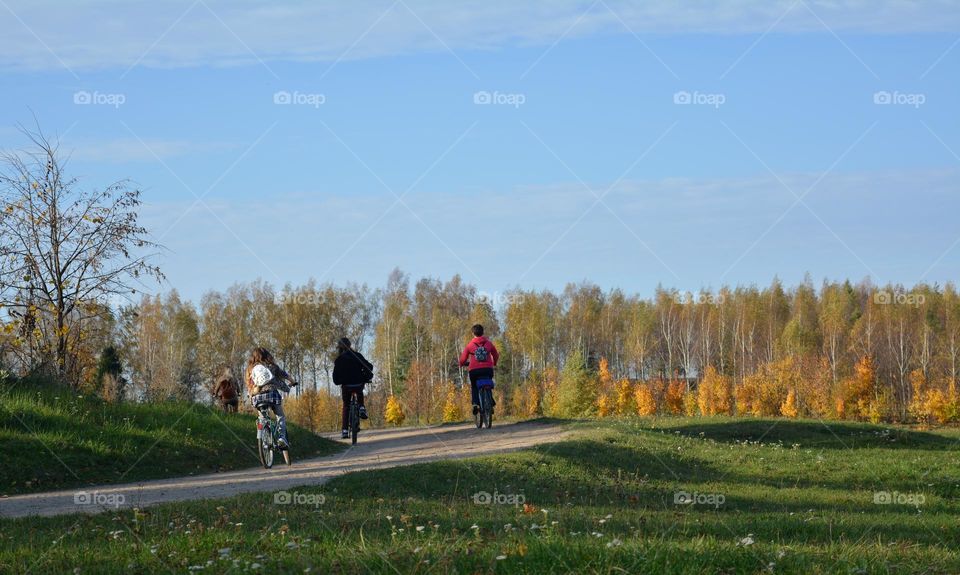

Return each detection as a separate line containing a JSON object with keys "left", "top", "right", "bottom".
{"left": 245, "top": 347, "right": 297, "bottom": 448}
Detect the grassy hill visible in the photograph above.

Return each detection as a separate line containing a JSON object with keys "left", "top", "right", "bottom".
{"left": 1, "top": 417, "right": 957, "bottom": 573}
{"left": 0, "top": 384, "right": 342, "bottom": 495}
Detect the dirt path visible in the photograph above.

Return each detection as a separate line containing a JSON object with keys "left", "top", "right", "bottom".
{"left": 0, "top": 421, "right": 568, "bottom": 519}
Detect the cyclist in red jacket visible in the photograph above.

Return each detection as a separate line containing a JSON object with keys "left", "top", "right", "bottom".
{"left": 459, "top": 324, "right": 499, "bottom": 414}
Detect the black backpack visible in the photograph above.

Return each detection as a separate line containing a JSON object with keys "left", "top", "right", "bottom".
{"left": 358, "top": 356, "right": 374, "bottom": 384}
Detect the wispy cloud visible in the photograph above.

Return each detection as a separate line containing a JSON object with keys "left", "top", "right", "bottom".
{"left": 1, "top": 1, "right": 957, "bottom": 71}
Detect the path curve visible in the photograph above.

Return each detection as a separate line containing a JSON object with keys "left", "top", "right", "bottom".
{"left": 0, "top": 421, "right": 568, "bottom": 519}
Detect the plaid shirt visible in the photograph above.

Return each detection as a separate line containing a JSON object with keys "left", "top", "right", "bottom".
{"left": 251, "top": 388, "right": 282, "bottom": 407}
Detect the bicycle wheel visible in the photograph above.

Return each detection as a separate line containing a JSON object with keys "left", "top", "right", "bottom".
{"left": 475, "top": 396, "right": 483, "bottom": 429}
{"left": 350, "top": 401, "right": 359, "bottom": 445}
{"left": 258, "top": 423, "right": 274, "bottom": 469}
{"left": 482, "top": 388, "right": 494, "bottom": 429}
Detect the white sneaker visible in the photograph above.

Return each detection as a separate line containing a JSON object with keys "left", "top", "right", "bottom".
{"left": 341, "top": 429, "right": 349, "bottom": 439}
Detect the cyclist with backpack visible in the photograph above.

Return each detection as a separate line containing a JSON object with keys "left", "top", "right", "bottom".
{"left": 245, "top": 347, "right": 297, "bottom": 449}
{"left": 459, "top": 324, "right": 499, "bottom": 415}
{"left": 333, "top": 337, "right": 374, "bottom": 439}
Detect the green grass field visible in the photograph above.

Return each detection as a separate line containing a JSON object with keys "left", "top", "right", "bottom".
{"left": 1, "top": 417, "right": 957, "bottom": 574}
{"left": 0, "top": 387, "right": 342, "bottom": 495}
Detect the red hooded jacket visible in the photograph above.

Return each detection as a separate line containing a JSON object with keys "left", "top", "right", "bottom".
{"left": 459, "top": 336, "right": 500, "bottom": 371}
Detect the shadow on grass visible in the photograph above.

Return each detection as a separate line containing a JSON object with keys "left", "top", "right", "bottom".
{"left": 531, "top": 435, "right": 724, "bottom": 482}
{"left": 661, "top": 418, "right": 959, "bottom": 450}
{"left": 524, "top": 434, "right": 959, "bottom": 511}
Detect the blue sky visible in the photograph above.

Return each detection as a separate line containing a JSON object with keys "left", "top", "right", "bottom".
{"left": 1, "top": 1, "right": 958, "bottom": 302}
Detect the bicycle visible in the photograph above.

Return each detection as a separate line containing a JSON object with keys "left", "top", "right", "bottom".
{"left": 347, "top": 388, "right": 362, "bottom": 445}
{"left": 256, "top": 404, "right": 291, "bottom": 468}
{"left": 475, "top": 379, "right": 494, "bottom": 429}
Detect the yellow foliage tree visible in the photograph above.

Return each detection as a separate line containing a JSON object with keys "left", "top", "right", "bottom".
{"left": 384, "top": 394, "right": 406, "bottom": 426}
{"left": 946, "top": 380, "right": 960, "bottom": 423}
{"left": 924, "top": 389, "right": 948, "bottom": 424}
{"left": 597, "top": 394, "right": 614, "bottom": 417}
{"left": 614, "top": 378, "right": 633, "bottom": 415}
{"left": 736, "top": 373, "right": 762, "bottom": 416}
{"left": 595, "top": 357, "right": 615, "bottom": 417}
{"left": 541, "top": 368, "right": 560, "bottom": 417}
{"left": 494, "top": 389, "right": 506, "bottom": 415}
{"left": 834, "top": 396, "right": 846, "bottom": 420}
{"left": 735, "top": 357, "right": 807, "bottom": 418}
{"left": 841, "top": 356, "right": 877, "bottom": 420}
{"left": 442, "top": 387, "right": 463, "bottom": 423}
{"left": 683, "top": 388, "right": 699, "bottom": 416}
{"left": 780, "top": 388, "right": 799, "bottom": 418}
{"left": 697, "top": 366, "right": 732, "bottom": 416}
{"left": 867, "top": 389, "right": 892, "bottom": 424}
{"left": 598, "top": 357, "right": 613, "bottom": 387}
{"left": 800, "top": 357, "right": 833, "bottom": 419}
{"left": 511, "top": 385, "right": 525, "bottom": 416}
{"left": 634, "top": 383, "right": 657, "bottom": 416}
{"left": 287, "top": 389, "right": 340, "bottom": 432}
{"left": 908, "top": 369, "right": 929, "bottom": 423}
{"left": 525, "top": 382, "right": 543, "bottom": 418}
{"left": 921, "top": 379, "right": 959, "bottom": 424}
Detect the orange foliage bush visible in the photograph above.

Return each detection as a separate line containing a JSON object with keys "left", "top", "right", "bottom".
{"left": 634, "top": 383, "right": 658, "bottom": 416}
{"left": 839, "top": 356, "right": 877, "bottom": 421}
{"left": 525, "top": 382, "right": 543, "bottom": 418}
{"left": 665, "top": 380, "right": 685, "bottom": 414}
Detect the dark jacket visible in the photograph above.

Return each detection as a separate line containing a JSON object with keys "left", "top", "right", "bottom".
{"left": 333, "top": 349, "right": 374, "bottom": 388}
{"left": 214, "top": 377, "right": 239, "bottom": 401}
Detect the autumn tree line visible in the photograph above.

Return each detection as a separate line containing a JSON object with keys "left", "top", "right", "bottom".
{"left": 5, "top": 257, "right": 960, "bottom": 429}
